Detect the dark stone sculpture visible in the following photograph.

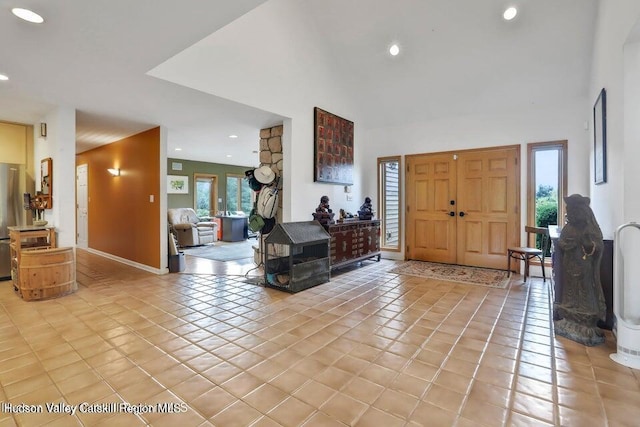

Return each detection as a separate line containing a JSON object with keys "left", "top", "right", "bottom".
{"left": 553, "top": 194, "right": 606, "bottom": 346}
{"left": 358, "top": 197, "right": 373, "bottom": 220}
{"left": 312, "top": 195, "right": 334, "bottom": 225}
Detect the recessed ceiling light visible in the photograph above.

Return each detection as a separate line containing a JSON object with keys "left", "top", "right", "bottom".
{"left": 174, "top": 148, "right": 182, "bottom": 151}
{"left": 389, "top": 44, "right": 400, "bottom": 56}
{"left": 0, "top": 74, "right": 8, "bottom": 81}
{"left": 503, "top": 7, "right": 517, "bottom": 20}
{"left": 229, "top": 134, "right": 238, "bottom": 139}
{"left": 226, "top": 154, "right": 232, "bottom": 158}
{"left": 11, "top": 7, "right": 44, "bottom": 24}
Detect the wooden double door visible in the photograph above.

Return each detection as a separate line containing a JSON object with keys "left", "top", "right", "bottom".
{"left": 406, "top": 146, "right": 519, "bottom": 269}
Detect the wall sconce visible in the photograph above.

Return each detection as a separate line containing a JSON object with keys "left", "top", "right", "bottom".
{"left": 107, "top": 168, "right": 120, "bottom": 177}
{"left": 40, "top": 122, "right": 47, "bottom": 138}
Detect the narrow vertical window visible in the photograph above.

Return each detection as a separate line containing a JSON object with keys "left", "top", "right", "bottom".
{"left": 378, "top": 156, "right": 401, "bottom": 251}
{"left": 194, "top": 174, "right": 217, "bottom": 218}
{"left": 527, "top": 141, "right": 567, "bottom": 254}
{"left": 226, "top": 174, "right": 252, "bottom": 216}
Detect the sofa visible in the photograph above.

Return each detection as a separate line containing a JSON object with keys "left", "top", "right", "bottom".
{"left": 168, "top": 208, "right": 218, "bottom": 247}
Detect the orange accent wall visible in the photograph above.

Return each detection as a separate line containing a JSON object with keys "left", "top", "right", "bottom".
{"left": 76, "top": 127, "right": 161, "bottom": 269}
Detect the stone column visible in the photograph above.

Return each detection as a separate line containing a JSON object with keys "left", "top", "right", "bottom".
{"left": 256, "top": 125, "right": 285, "bottom": 263}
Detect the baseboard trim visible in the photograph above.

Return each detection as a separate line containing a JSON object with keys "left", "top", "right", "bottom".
{"left": 84, "top": 248, "right": 166, "bottom": 275}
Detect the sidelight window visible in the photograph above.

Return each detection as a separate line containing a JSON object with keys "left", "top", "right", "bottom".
{"left": 378, "top": 156, "right": 401, "bottom": 251}
{"left": 527, "top": 141, "right": 567, "bottom": 254}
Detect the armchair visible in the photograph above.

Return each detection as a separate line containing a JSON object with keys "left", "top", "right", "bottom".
{"left": 168, "top": 208, "right": 218, "bottom": 247}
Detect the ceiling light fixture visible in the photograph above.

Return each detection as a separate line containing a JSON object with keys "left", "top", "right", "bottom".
{"left": 229, "top": 134, "right": 238, "bottom": 139}
{"left": 503, "top": 7, "right": 517, "bottom": 20}
{"left": 11, "top": 7, "right": 44, "bottom": 24}
{"left": 226, "top": 154, "right": 232, "bottom": 158}
{"left": 0, "top": 74, "right": 8, "bottom": 81}
{"left": 174, "top": 147, "right": 182, "bottom": 151}
{"left": 389, "top": 44, "right": 400, "bottom": 56}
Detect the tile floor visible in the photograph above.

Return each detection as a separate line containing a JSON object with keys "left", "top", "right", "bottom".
{"left": 0, "top": 249, "right": 639, "bottom": 426}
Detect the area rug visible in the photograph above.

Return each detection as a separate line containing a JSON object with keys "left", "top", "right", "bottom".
{"left": 389, "top": 260, "right": 510, "bottom": 288}
{"left": 181, "top": 240, "right": 256, "bottom": 262}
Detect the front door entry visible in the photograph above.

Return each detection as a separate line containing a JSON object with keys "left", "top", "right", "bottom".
{"left": 406, "top": 146, "right": 519, "bottom": 269}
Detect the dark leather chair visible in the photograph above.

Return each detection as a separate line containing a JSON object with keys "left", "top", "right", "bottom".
{"left": 507, "top": 226, "right": 550, "bottom": 282}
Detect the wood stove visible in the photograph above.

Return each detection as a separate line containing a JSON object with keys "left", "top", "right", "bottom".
{"left": 264, "top": 221, "right": 331, "bottom": 293}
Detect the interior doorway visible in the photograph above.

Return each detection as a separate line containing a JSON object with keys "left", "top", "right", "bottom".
{"left": 194, "top": 174, "right": 218, "bottom": 217}
{"left": 76, "top": 164, "right": 88, "bottom": 248}
{"left": 406, "top": 146, "right": 520, "bottom": 269}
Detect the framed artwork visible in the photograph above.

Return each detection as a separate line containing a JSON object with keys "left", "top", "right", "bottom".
{"left": 314, "top": 107, "right": 354, "bottom": 185}
{"left": 593, "top": 88, "right": 607, "bottom": 185}
{"left": 167, "top": 175, "right": 189, "bottom": 194}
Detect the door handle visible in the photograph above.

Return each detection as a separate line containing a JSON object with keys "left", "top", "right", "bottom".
{"left": 448, "top": 211, "right": 455, "bottom": 217}
{"left": 459, "top": 211, "right": 466, "bottom": 217}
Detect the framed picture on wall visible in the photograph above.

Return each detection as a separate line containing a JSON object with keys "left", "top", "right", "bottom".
{"left": 314, "top": 107, "right": 354, "bottom": 185}
{"left": 593, "top": 88, "right": 607, "bottom": 185}
{"left": 167, "top": 175, "right": 189, "bottom": 194}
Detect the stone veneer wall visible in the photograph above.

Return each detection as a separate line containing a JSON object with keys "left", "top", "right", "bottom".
{"left": 256, "top": 125, "right": 286, "bottom": 263}
{"left": 259, "top": 125, "right": 284, "bottom": 222}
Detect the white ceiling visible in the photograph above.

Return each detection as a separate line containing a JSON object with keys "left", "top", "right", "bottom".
{"left": 0, "top": 0, "right": 598, "bottom": 166}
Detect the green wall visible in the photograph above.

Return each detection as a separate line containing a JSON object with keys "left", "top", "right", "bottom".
{"left": 167, "top": 158, "right": 251, "bottom": 212}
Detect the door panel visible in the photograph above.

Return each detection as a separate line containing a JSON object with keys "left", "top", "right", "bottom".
{"left": 457, "top": 148, "right": 518, "bottom": 269}
{"left": 488, "top": 222, "right": 508, "bottom": 255}
{"left": 406, "top": 154, "right": 457, "bottom": 263}
{"left": 406, "top": 147, "right": 519, "bottom": 269}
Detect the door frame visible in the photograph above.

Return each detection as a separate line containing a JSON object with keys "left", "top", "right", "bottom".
{"left": 76, "top": 164, "right": 88, "bottom": 248}
{"left": 405, "top": 144, "right": 521, "bottom": 266}
{"left": 193, "top": 173, "right": 218, "bottom": 217}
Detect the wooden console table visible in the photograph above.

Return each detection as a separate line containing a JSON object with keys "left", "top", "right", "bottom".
{"left": 325, "top": 219, "right": 381, "bottom": 270}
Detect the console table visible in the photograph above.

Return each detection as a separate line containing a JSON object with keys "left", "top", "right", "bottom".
{"left": 325, "top": 219, "right": 381, "bottom": 270}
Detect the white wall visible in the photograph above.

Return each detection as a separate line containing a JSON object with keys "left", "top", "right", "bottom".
{"left": 624, "top": 40, "right": 640, "bottom": 223}
{"left": 150, "top": 0, "right": 640, "bottom": 247}
{"left": 622, "top": 40, "right": 640, "bottom": 313}
{"left": 34, "top": 107, "right": 76, "bottom": 247}
{"left": 589, "top": 1, "right": 640, "bottom": 238}
{"left": 363, "top": 100, "right": 592, "bottom": 256}
{"left": 159, "top": 126, "right": 168, "bottom": 272}
{"left": 149, "top": 0, "right": 363, "bottom": 222}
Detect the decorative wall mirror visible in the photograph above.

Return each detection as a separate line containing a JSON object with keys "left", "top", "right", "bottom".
{"left": 40, "top": 157, "right": 52, "bottom": 209}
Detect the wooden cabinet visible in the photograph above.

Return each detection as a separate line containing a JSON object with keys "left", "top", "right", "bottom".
{"left": 326, "top": 220, "right": 381, "bottom": 270}
{"left": 9, "top": 226, "right": 76, "bottom": 301}
{"left": 8, "top": 226, "right": 57, "bottom": 295}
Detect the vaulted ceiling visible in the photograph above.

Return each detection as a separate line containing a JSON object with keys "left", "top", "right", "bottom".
{"left": 0, "top": 0, "right": 598, "bottom": 166}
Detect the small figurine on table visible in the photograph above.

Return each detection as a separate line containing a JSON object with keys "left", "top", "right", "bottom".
{"left": 313, "top": 195, "right": 335, "bottom": 225}
{"left": 317, "top": 195, "right": 331, "bottom": 214}
{"left": 358, "top": 197, "right": 374, "bottom": 220}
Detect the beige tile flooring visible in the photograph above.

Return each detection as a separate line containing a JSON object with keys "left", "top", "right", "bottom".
{"left": 1, "top": 250, "right": 639, "bottom": 426}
